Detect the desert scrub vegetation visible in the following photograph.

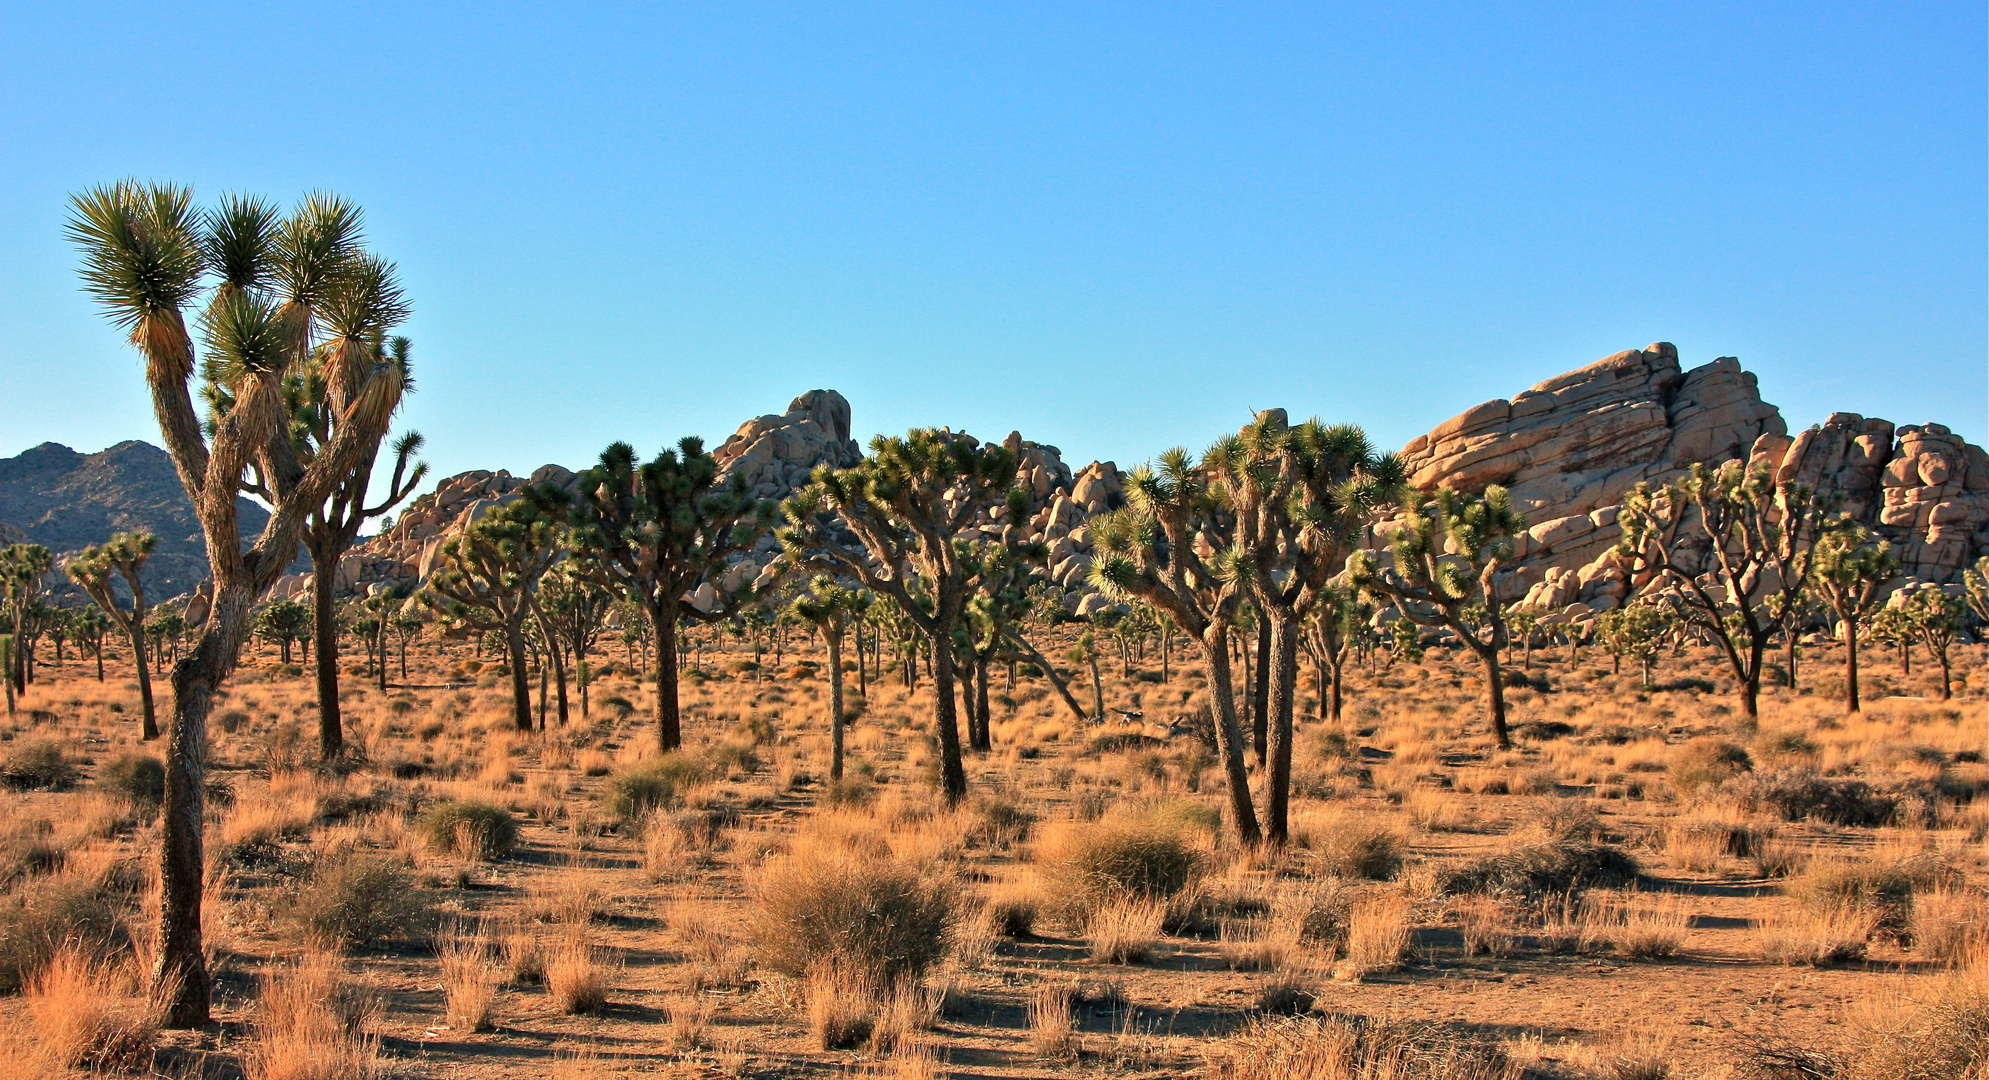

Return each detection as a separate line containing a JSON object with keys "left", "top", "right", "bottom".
{"left": 290, "top": 855, "right": 437, "bottom": 948}
{"left": 1204, "top": 1014, "right": 1518, "bottom": 1080}
{"left": 749, "top": 841, "right": 954, "bottom": 986}
{"left": 602, "top": 753, "right": 709, "bottom": 819}
{"left": 417, "top": 800, "right": 520, "bottom": 859}
{"left": 1032, "top": 807, "right": 1208, "bottom": 926}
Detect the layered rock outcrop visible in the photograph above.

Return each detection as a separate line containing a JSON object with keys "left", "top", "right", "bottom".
{"left": 712, "top": 390, "right": 863, "bottom": 500}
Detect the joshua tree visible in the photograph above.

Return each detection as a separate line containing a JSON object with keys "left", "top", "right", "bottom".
{"left": 423, "top": 493, "right": 568, "bottom": 730}
{"left": 1216, "top": 416, "right": 1400, "bottom": 843}
{"left": 66, "top": 532, "right": 161, "bottom": 737}
{"left": 252, "top": 597, "right": 312, "bottom": 664}
{"left": 1301, "top": 584, "right": 1372, "bottom": 725}
{"left": 533, "top": 566, "right": 612, "bottom": 720}
{"left": 1963, "top": 556, "right": 1989, "bottom": 627}
{"left": 1901, "top": 588, "right": 1964, "bottom": 701}
{"left": 1614, "top": 460, "right": 1832, "bottom": 719}
{"left": 72, "top": 607, "right": 111, "bottom": 681}
{"left": 959, "top": 537, "right": 1085, "bottom": 734}
{"left": 288, "top": 329, "right": 428, "bottom": 756}
{"left": 1, "top": 543, "right": 54, "bottom": 694}
{"left": 1349, "top": 486, "right": 1527, "bottom": 750}
{"left": 569, "top": 439, "right": 771, "bottom": 751}
{"left": 788, "top": 575, "right": 862, "bottom": 780}
{"left": 1088, "top": 448, "right": 1261, "bottom": 846}
{"left": 1866, "top": 605, "right": 1915, "bottom": 677}
{"left": 1595, "top": 603, "right": 1676, "bottom": 688}
{"left": 68, "top": 182, "right": 415, "bottom": 1026}
{"left": 779, "top": 429, "right": 1022, "bottom": 802}
{"left": 1068, "top": 630, "right": 1106, "bottom": 720}
{"left": 1808, "top": 518, "right": 1899, "bottom": 712}
{"left": 389, "top": 610, "right": 424, "bottom": 681}
{"left": 145, "top": 610, "right": 187, "bottom": 672}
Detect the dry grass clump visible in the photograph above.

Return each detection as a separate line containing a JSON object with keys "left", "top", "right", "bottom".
{"left": 1741, "top": 963, "right": 1988, "bottom": 1079}
{"left": 1441, "top": 809, "right": 1638, "bottom": 902}
{"left": 749, "top": 842, "right": 953, "bottom": 985}
{"left": 983, "top": 878, "right": 1043, "bottom": 937}
{"left": 1788, "top": 859, "right": 1913, "bottom": 942}
{"left": 1205, "top": 1014, "right": 1518, "bottom": 1080}
{"left": 439, "top": 932, "right": 504, "bottom": 1033}
{"left": 1756, "top": 904, "right": 1877, "bottom": 966}
{"left": 1335, "top": 894, "right": 1412, "bottom": 981}
{"left": 1087, "top": 897, "right": 1167, "bottom": 964}
{"left": 1307, "top": 810, "right": 1404, "bottom": 881}
{"left": 290, "top": 855, "right": 436, "bottom": 948}
{"left": 24, "top": 946, "right": 153, "bottom": 1074}
{"left": 602, "top": 754, "right": 708, "bottom": 819}
{"left": 1027, "top": 981, "right": 1079, "bottom": 1060}
{"left": 1732, "top": 767, "right": 1904, "bottom": 827}
{"left": 98, "top": 752, "right": 165, "bottom": 805}
{"left": 1583, "top": 892, "right": 1690, "bottom": 960}
{"left": 1668, "top": 737, "right": 1752, "bottom": 796}
{"left": 0, "top": 867, "right": 131, "bottom": 992}
{"left": 806, "top": 959, "right": 878, "bottom": 1050}
{"left": 1455, "top": 896, "right": 1514, "bottom": 959}
{"left": 545, "top": 931, "right": 610, "bottom": 1015}
{"left": 1910, "top": 886, "right": 1989, "bottom": 965}
{"left": 417, "top": 801, "right": 519, "bottom": 859}
{"left": 0, "top": 738, "right": 79, "bottom": 790}
{"left": 1034, "top": 814, "right": 1205, "bottom": 926}
{"left": 246, "top": 950, "right": 381, "bottom": 1080}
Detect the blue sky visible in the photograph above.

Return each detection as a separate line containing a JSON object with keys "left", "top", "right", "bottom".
{"left": 2, "top": 2, "right": 1982, "bottom": 501}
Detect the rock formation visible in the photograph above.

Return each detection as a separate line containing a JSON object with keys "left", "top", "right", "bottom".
{"left": 711, "top": 390, "right": 864, "bottom": 500}
{"left": 0, "top": 440, "right": 281, "bottom": 600}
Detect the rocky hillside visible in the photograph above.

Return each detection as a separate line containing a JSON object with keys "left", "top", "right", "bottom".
{"left": 0, "top": 440, "right": 277, "bottom": 601}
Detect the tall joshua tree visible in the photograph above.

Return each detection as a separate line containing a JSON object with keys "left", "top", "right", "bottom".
{"left": 1088, "top": 448, "right": 1262, "bottom": 846}
{"left": 422, "top": 492, "right": 568, "bottom": 730}
{"left": 65, "top": 531, "right": 161, "bottom": 738}
{"left": 779, "top": 429, "right": 1022, "bottom": 801}
{"left": 68, "top": 182, "right": 414, "bottom": 1026}
{"left": 569, "top": 439, "right": 771, "bottom": 751}
{"left": 285, "top": 330, "right": 428, "bottom": 759}
{"left": 1349, "top": 485, "right": 1527, "bottom": 751}
{"left": 1808, "top": 518, "right": 1898, "bottom": 713}
{"left": 1215, "top": 416, "right": 1400, "bottom": 845}
{"left": 1614, "top": 460, "right": 1832, "bottom": 719}
{"left": 788, "top": 575, "right": 861, "bottom": 780}
{"left": 1, "top": 544, "right": 53, "bottom": 695}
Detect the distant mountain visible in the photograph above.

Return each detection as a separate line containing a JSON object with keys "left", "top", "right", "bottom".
{"left": 0, "top": 440, "right": 275, "bottom": 601}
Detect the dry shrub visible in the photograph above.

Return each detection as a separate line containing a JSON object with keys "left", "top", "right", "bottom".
{"left": 664, "top": 993, "right": 711, "bottom": 1051}
{"left": 1205, "top": 1014, "right": 1517, "bottom": 1080}
{"left": 1308, "top": 810, "right": 1404, "bottom": 881}
{"left": 602, "top": 754, "right": 708, "bottom": 819}
{"left": 1035, "top": 816, "right": 1204, "bottom": 926}
{"left": 1669, "top": 738, "right": 1752, "bottom": 796}
{"left": 1733, "top": 767, "right": 1901, "bottom": 826}
{"left": 1790, "top": 859, "right": 1913, "bottom": 942}
{"left": 99, "top": 752, "right": 165, "bottom": 805}
{"left": 439, "top": 933, "right": 503, "bottom": 1033}
{"left": 963, "top": 794, "right": 1034, "bottom": 849}
{"left": 1336, "top": 894, "right": 1411, "bottom": 980}
{"left": 290, "top": 855, "right": 436, "bottom": 948}
{"left": 1585, "top": 893, "right": 1689, "bottom": 960}
{"left": 1, "top": 738, "right": 78, "bottom": 790}
{"left": 0, "top": 869, "right": 130, "bottom": 992}
{"left": 1757, "top": 904, "right": 1876, "bottom": 966}
{"left": 1087, "top": 897, "right": 1166, "bottom": 964}
{"left": 869, "top": 975, "right": 943, "bottom": 1055}
{"left": 545, "top": 931, "right": 609, "bottom": 1015}
{"left": 984, "top": 879, "right": 1042, "bottom": 937}
{"left": 1743, "top": 962, "right": 1988, "bottom": 1079}
{"left": 1027, "top": 981, "right": 1079, "bottom": 1060}
{"left": 1441, "top": 810, "right": 1638, "bottom": 902}
{"left": 25, "top": 945, "right": 153, "bottom": 1074}
{"left": 750, "top": 844, "right": 953, "bottom": 986}
{"left": 416, "top": 801, "right": 518, "bottom": 859}
{"left": 247, "top": 950, "right": 380, "bottom": 1080}
{"left": 1911, "top": 887, "right": 1989, "bottom": 965}
{"left": 1456, "top": 897, "right": 1513, "bottom": 959}
{"left": 807, "top": 960, "right": 877, "bottom": 1050}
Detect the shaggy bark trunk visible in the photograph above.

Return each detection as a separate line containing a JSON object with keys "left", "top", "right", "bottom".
{"left": 930, "top": 636, "right": 967, "bottom": 801}
{"left": 827, "top": 628, "right": 845, "bottom": 781}
{"left": 975, "top": 658, "right": 991, "bottom": 752}
{"left": 1200, "top": 630, "right": 1262, "bottom": 848}
{"left": 1784, "top": 628, "right": 1799, "bottom": 691}
{"left": 1263, "top": 615, "right": 1299, "bottom": 847}
{"left": 1247, "top": 620, "right": 1265, "bottom": 766}
{"left": 1469, "top": 639, "right": 1511, "bottom": 751}
{"left": 1088, "top": 653, "right": 1105, "bottom": 719}
{"left": 504, "top": 620, "right": 533, "bottom": 731}
{"left": 131, "top": 626, "right": 158, "bottom": 740}
{"left": 1844, "top": 618, "right": 1861, "bottom": 713}
{"left": 310, "top": 557, "right": 343, "bottom": 760}
{"left": 652, "top": 603, "right": 682, "bottom": 750}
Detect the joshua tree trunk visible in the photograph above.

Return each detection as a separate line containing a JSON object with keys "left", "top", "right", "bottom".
{"left": 827, "top": 628, "right": 845, "bottom": 781}
{"left": 1088, "top": 652, "right": 1105, "bottom": 719}
{"left": 1468, "top": 638, "right": 1511, "bottom": 751}
{"left": 651, "top": 602, "right": 682, "bottom": 750}
{"left": 1262, "top": 615, "right": 1299, "bottom": 846}
{"left": 503, "top": 620, "right": 532, "bottom": 732}
{"left": 1844, "top": 618, "right": 1861, "bottom": 713}
{"left": 930, "top": 637, "right": 967, "bottom": 801}
{"left": 975, "top": 658, "right": 991, "bottom": 752}
{"left": 311, "top": 561, "right": 343, "bottom": 759}
{"left": 132, "top": 627, "right": 157, "bottom": 741}
{"left": 1252, "top": 618, "right": 1270, "bottom": 766}
{"left": 1784, "top": 629, "right": 1799, "bottom": 691}
{"left": 1200, "top": 628, "right": 1262, "bottom": 847}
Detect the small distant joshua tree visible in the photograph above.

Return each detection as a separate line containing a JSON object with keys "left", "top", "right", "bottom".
{"left": 1349, "top": 485, "right": 1527, "bottom": 751}
{"left": 1, "top": 543, "right": 54, "bottom": 696}
{"left": 66, "top": 531, "right": 161, "bottom": 737}
{"left": 1807, "top": 517, "right": 1898, "bottom": 712}
{"left": 423, "top": 492, "right": 569, "bottom": 731}
{"left": 787, "top": 575, "right": 863, "bottom": 780}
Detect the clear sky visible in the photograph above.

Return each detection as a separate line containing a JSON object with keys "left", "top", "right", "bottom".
{"left": 2, "top": 2, "right": 1982, "bottom": 503}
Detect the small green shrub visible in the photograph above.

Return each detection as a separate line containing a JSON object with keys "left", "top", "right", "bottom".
{"left": 602, "top": 754, "right": 708, "bottom": 819}
{"left": 290, "top": 856, "right": 436, "bottom": 948}
{"left": 1, "top": 740, "right": 77, "bottom": 791}
{"left": 98, "top": 753, "right": 164, "bottom": 805}
{"left": 416, "top": 801, "right": 519, "bottom": 858}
